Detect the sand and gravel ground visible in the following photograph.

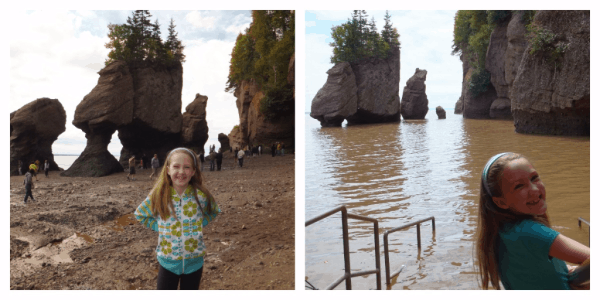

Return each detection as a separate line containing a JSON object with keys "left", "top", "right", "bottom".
{"left": 10, "top": 152, "right": 294, "bottom": 290}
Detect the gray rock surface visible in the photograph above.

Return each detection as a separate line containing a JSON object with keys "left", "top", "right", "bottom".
{"left": 400, "top": 68, "right": 429, "bottom": 119}
{"left": 347, "top": 47, "right": 401, "bottom": 124}
{"left": 435, "top": 106, "right": 446, "bottom": 119}
{"left": 511, "top": 10, "right": 590, "bottom": 135}
{"left": 10, "top": 98, "right": 66, "bottom": 176}
{"left": 490, "top": 98, "right": 512, "bottom": 119}
{"left": 310, "top": 62, "right": 358, "bottom": 127}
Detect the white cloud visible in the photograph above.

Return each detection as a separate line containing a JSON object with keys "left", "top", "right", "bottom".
{"left": 185, "top": 11, "right": 219, "bottom": 30}
{"left": 306, "top": 21, "right": 316, "bottom": 27}
{"left": 309, "top": 10, "right": 353, "bottom": 22}
{"left": 225, "top": 13, "right": 251, "bottom": 34}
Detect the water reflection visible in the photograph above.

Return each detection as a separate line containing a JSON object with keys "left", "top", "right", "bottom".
{"left": 305, "top": 113, "right": 589, "bottom": 289}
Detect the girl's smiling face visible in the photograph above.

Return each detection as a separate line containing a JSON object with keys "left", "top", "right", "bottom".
{"left": 167, "top": 152, "right": 195, "bottom": 194}
{"left": 493, "top": 158, "right": 547, "bottom": 215}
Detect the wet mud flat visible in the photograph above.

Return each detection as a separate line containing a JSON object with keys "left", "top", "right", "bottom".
{"left": 10, "top": 152, "right": 295, "bottom": 290}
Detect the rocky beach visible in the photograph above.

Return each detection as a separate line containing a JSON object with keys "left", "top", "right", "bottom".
{"left": 10, "top": 151, "right": 295, "bottom": 290}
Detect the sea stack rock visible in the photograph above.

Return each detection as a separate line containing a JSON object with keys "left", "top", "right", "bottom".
{"left": 511, "top": 11, "right": 590, "bottom": 135}
{"left": 400, "top": 68, "right": 429, "bottom": 119}
{"left": 181, "top": 93, "right": 209, "bottom": 151}
{"left": 63, "top": 60, "right": 183, "bottom": 177}
{"left": 218, "top": 133, "right": 230, "bottom": 151}
{"left": 310, "top": 62, "right": 358, "bottom": 127}
{"left": 311, "top": 47, "right": 401, "bottom": 126}
{"left": 347, "top": 46, "right": 401, "bottom": 125}
{"left": 10, "top": 98, "right": 66, "bottom": 176}
{"left": 436, "top": 106, "right": 446, "bottom": 119}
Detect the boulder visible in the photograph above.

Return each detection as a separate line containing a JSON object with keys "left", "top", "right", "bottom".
{"left": 310, "top": 62, "right": 358, "bottom": 127}
{"left": 347, "top": 46, "right": 401, "bottom": 124}
{"left": 10, "top": 98, "right": 66, "bottom": 176}
{"left": 63, "top": 60, "right": 183, "bottom": 177}
{"left": 490, "top": 98, "right": 512, "bottom": 119}
{"left": 400, "top": 68, "right": 429, "bottom": 119}
{"left": 511, "top": 11, "right": 590, "bottom": 135}
{"left": 218, "top": 133, "right": 230, "bottom": 151}
{"left": 435, "top": 106, "right": 446, "bottom": 119}
{"left": 181, "top": 93, "right": 209, "bottom": 150}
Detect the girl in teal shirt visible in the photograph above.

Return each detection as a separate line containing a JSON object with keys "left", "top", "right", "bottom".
{"left": 475, "top": 152, "right": 589, "bottom": 290}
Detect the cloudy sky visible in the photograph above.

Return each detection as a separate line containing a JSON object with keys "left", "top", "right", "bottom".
{"left": 305, "top": 10, "right": 463, "bottom": 113}
{"left": 9, "top": 10, "right": 252, "bottom": 155}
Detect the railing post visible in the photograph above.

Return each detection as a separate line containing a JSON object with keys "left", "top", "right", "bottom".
{"left": 341, "top": 207, "right": 352, "bottom": 290}
{"left": 384, "top": 233, "right": 390, "bottom": 285}
{"left": 416, "top": 223, "right": 421, "bottom": 249}
{"left": 373, "top": 220, "right": 381, "bottom": 290}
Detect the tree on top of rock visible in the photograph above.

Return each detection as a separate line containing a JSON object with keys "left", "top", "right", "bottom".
{"left": 330, "top": 10, "right": 400, "bottom": 64}
{"left": 225, "top": 10, "right": 295, "bottom": 121}
{"left": 104, "top": 10, "right": 185, "bottom": 67}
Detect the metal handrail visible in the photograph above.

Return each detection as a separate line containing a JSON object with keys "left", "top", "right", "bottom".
{"left": 383, "top": 217, "right": 435, "bottom": 286}
{"left": 306, "top": 206, "right": 381, "bottom": 290}
{"left": 578, "top": 217, "right": 590, "bottom": 246}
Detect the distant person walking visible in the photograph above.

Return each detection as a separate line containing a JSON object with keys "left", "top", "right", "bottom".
{"left": 29, "top": 162, "right": 38, "bottom": 181}
{"left": 216, "top": 149, "right": 223, "bottom": 171}
{"left": 271, "top": 143, "right": 276, "bottom": 157}
{"left": 44, "top": 160, "right": 50, "bottom": 178}
{"left": 199, "top": 152, "right": 205, "bottom": 172}
{"left": 142, "top": 154, "right": 148, "bottom": 170}
{"left": 281, "top": 143, "right": 285, "bottom": 156}
{"left": 23, "top": 169, "right": 35, "bottom": 204}
{"left": 208, "top": 151, "right": 216, "bottom": 171}
{"left": 18, "top": 160, "right": 22, "bottom": 175}
{"left": 127, "top": 155, "right": 136, "bottom": 181}
{"left": 150, "top": 154, "right": 160, "bottom": 180}
{"left": 258, "top": 145, "right": 262, "bottom": 156}
{"left": 237, "top": 149, "right": 245, "bottom": 168}
{"left": 277, "top": 142, "right": 282, "bottom": 156}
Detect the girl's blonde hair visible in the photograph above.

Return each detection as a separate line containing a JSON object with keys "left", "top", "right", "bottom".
{"left": 149, "top": 147, "right": 216, "bottom": 221}
{"left": 475, "top": 152, "right": 550, "bottom": 289}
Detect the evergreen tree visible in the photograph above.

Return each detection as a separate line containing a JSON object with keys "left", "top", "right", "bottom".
{"left": 330, "top": 10, "right": 399, "bottom": 64}
{"left": 104, "top": 10, "right": 184, "bottom": 67}
{"left": 166, "top": 18, "right": 186, "bottom": 63}
{"left": 381, "top": 10, "right": 400, "bottom": 48}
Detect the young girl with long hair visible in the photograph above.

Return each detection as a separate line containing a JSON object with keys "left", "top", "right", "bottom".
{"left": 135, "top": 147, "right": 220, "bottom": 290}
{"left": 475, "top": 152, "right": 590, "bottom": 289}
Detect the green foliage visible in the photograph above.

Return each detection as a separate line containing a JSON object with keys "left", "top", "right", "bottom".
{"left": 526, "top": 23, "right": 569, "bottom": 68}
{"left": 259, "top": 83, "right": 294, "bottom": 121}
{"left": 487, "top": 10, "right": 511, "bottom": 24}
{"left": 104, "top": 10, "right": 184, "bottom": 68}
{"left": 452, "top": 10, "right": 492, "bottom": 66}
{"left": 329, "top": 10, "right": 400, "bottom": 64}
{"left": 225, "top": 10, "right": 295, "bottom": 120}
{"left": 469, "top": 67, "right": 491, "bottom": 96}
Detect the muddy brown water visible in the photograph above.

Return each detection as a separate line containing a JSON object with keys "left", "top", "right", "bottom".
{"left": 305, "top": 113, "right": 589, "bottom": 290}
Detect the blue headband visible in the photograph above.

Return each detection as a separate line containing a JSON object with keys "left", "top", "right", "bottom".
{"left": 168, "top": 147, "right": 197, "bottom": 167}
{"left": 482, "top": 152, "right": 512, "bottom": 196}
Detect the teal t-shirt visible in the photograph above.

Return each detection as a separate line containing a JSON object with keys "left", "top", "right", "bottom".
{"left": 497, "top": 219, "right": 570, "bottom": 290}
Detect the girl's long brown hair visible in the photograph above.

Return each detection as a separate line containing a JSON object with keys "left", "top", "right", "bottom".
{"left": 149, "top": 148, "right": 216, "bottom": 221}
{"left": 475, "top": 153, "right": 550, "bottom": 289}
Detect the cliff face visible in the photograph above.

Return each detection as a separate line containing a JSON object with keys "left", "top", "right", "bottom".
{"left": 311, "top": 47, "right": 401, "bottom": 126}
{"left": 511, "top": 11, "right": 590, "bottom": 135}
{"left": 64, "top": 60, "right": 184, "bottom": 177}
{"left": 10, "top": 98, "right": 66, "bottom": 175}
{"left": 230, "top": 80, "right": 294, "bottom": 150}
{"left": 456, "top": 11, "right": 590, "bottom": 135}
